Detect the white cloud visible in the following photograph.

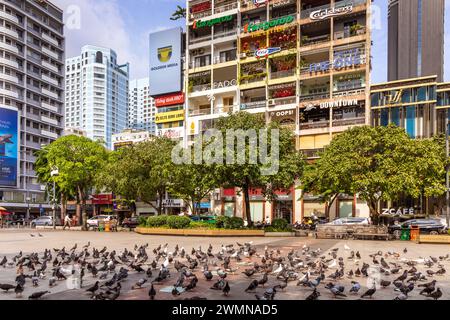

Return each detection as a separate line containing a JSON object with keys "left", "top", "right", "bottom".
{"left": 53, "top": 0, "right": 148, "bottom": 79}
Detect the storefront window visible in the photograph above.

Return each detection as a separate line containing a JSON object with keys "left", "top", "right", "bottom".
{"left": 339, "top": 201, "right": 353, "bottom": 218}
{"left": 224, "top": 203, "right": 235, "bottom": 217}
{"left": 250, "top": 202, "right": 264, "bottom": 223}
{"left": 300, "top": 107, "right": 329, "bottom": 129}
{"left": 273, "top": 201, "right": 293, "bottom": 223}
{"left": 303, "top": 201, "right": 326, "bottom": 218}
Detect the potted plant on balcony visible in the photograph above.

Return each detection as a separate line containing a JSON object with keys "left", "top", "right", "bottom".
{"left": 350, "top": 24, "right": 364, "bottom": 36}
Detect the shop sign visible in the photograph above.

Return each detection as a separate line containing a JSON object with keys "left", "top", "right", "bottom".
{"left": 213, "top": 79, "right": 237, "bottom": 89}
{"left": 193, "top": 15, "right": 233, "bottom": 29}
{"left": 309, "top": 49, "right": 361, "bottom": 72}
{"left": 310, "top": 4, "right": 353, "bottom": 21}
{"left": 255, "top": 47, "right": 281, "bottom": 59}
{"left": 272, "top": 0, "right": 293, "bottom": 8}
{"left": 244, "top": 15, "right": 295, "bottom": 33}
{"left": 269, "top": 108, "right": 296, "bottom": 120}
{"left": 187, "top": 118, "right": 199, "bottom": 136}
{"left": 385, "top": 89, "right": 403, "bottom": 105}
{"left": 158, "top": 127, "right": 184, "bottom": 139}
{"left": 155, "top": 92, "right": 185, "bottom": 107}
{"left": 302, "top": 99, "right": 359, "bottom": 111}
{"left": 155, "top": 109, "right": 185, "bottom": 124}
{"left": 191, "top": 1, "right": 211, "bottom": 13}
{"left": 382, "top": 208, "right": 415, "bottom": 216}
{"left": 92, "top": 194, "right": 113, "bottom": 205}
{"left": 159, "top": 199, "right": 184, "bottom": 208}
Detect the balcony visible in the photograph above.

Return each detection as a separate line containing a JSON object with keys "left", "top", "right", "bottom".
{"left": 300, "top": 34, "right": 331, "bottom": 49}
{"left": 213, "top": 105, "right": 235, "bottom": 114}
{"left": 0, "top": 88, "right": 20, "bottom": 99}
{"left": 0, "top": 41, "right": 19, "bottom": 54}
{"left": 41, "top": 74, "right": 60, "bottom": 86}
{"left": 269, "top": 96, "right": 297, "bottom": 106}
{"left": 214, "top": 2, "right": 238, "bottom": 14}
{"left": 42, "top": 47, "right": 59, "bottom": 60}
{"left": 0, "top": 10, "right": 19, "bottom": 24}
{"left": 41, "top": 61, "right": 59, "bottom": 73}
{"left": 42, "top": 88, "right": 59, "bottom": 99}
{"left": 300, "top": 148, "right": 324, "bottom": 159}
{"left": 0, "top": 26, "right": 19, "bottom": 38}
{"left": 300, "top": 0, "right": 366, "bottom": 21}
{"left": 189, "top": 107, "right": 211, "bottom": 117}
{"left": 300, "top": 120, "right": 329, "bottom": 130}
{"left": 40, "top": 129, "right": 59, "bottom": 139}
{"left": 41, "top": 102, "right": 59, "bottom": 113}
{"left": 213, "top": 30, "right": 237, "bottom": 40}
{"left": 1, "top": 73, "right": 19, "bottom": 84}
{"left": 41, "top": 115, "right": 59, "bottom": 126}
{"left": 334, "top": 27, "right": 367, "bottom": 41}
{"left": 191, "top": 84, "right": 211, "bottom": 93}
{"left": 42, "top": 33, "right": 59, "bottom": 47}
{"left": 332, "top": 117, "right": 365, "bottom": 127}
{"left": 333, "top": 87, "right": 365, "bottom": 98}
{"left": 270, "top": 69, "right": 296, "bottom": 80}
{"left": 299, "top": 92, "right": 330, "bottom": 102}
{"left": 189, "top": 34, "right": 212, "bottom": 45}
{"left": 240, "top": 100, "right": 266, "bottom": 110}
{"left": 0, "top": 57, "right": 19, "bottom": 68}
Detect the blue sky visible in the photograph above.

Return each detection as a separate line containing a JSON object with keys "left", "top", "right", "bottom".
{"left": 54, "top": 0, "right": 449, "bottom": 82}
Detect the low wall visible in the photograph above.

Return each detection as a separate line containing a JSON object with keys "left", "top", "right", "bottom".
{"left": 135, "top": 227, "right": 265, "bottom": 237}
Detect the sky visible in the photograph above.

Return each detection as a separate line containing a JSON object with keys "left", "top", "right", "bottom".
{"left": 53, "top": 0, "right": 450, "bottom": 82}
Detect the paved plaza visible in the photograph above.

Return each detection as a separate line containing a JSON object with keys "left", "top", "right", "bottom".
{"left": 0, "top": 230, "right": 448, "bottom": 300}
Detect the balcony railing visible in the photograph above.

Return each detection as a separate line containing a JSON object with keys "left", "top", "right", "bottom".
{"left": 240, "top": 73, "right": 267, "bottom": 84}
{"left": 189, "top": 61, "right": 212, "bottom": 69}
{"left": 270, "top": 69, "right": 296, "bottom": 80}
{"left": 269, "top": 96, "right": 297, "bottom": 106}
{"left": 300, "top": 120, "right": 329, "bottom": 130}
{"left": 213, "top": 54, "right": 237, "bottom": 64}
{"left": 334, "top": 27, "right": 367, "bottom": 40}
{"left": 190, "top": 10, "right": 212, "bottom": 20}
{"left": 240, "top": 100, "right": 266, "bottom": 110}
{"left": 214, "top": 2, "right": 238, "bottom": 14}
{"left": 333, "top": 87, "right": 365, "bottom": 97}
{"left": 332, "top": 117, "right": 366, "bottom": 127}
{"left": 191, "top": 84, "right": 211, "bottom": 92}
{"left": 301, "top": 34, "right": 330, "bottom": 46}
{"left": 189, "top": 34, "right": 212, "bottom": 45}
{"left": 213, "top": 105, "right": 235, "bottom": 114}
{"left": 299, "top": 93, "right": 330, "bottom": 102}
{"left": 214, "top": 30, "right": 237, "bottom": 39}
{"left": 189, "top": 108, "right": 211, "bottom": 116}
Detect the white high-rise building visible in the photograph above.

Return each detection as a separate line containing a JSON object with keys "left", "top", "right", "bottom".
{"left": 65, "top": 45, "right": 129, "bottom": 149}
{"left": 128, "top": 78, "right": 156, "bottom": 134}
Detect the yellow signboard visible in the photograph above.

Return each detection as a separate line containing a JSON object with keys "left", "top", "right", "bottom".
{"left": 155, "top": 109, "right": 185, "bottom": 124}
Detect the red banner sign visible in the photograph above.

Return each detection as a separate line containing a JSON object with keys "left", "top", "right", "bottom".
{"left": 155, "top": 93, "right": 185, "bottom": 107}
{"left": 92, "top": 194, "right": 113, "bottom": 205}
{"left": 191, "top": 1, "right": 211, "bottom": 13}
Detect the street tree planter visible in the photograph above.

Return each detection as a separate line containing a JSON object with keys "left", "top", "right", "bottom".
{"left": 135, "top": 227, "right": 265, "bottom": 237}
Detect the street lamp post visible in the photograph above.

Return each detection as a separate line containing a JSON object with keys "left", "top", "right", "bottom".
{"left": 26, "top": 196, "right": 31, "bottom": 225}
{"left": 50, "top": 168, "right": 59, "bottom": 230}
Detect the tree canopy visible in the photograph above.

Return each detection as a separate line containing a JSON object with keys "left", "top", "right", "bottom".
{"left": 302, "top": 125, "right": 447, "bottom": 223}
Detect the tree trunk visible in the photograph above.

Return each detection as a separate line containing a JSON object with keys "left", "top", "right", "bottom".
{"left": 368, "top": 199, "right": 380, "bottom": 225}
{"left": 158, "top": 192, "right": 164, "bottom": 216}
{"left": 60, "top": 193, "right": 67, "bottom": 222}
{"left": 77, "top": 186, "right": 87, "bottom": 230}
{"left": 242, "top": 183, "right": 253, "bottom": 227}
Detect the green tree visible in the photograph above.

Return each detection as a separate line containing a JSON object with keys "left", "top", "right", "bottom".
{"left": 304, "top": 125, "right": 446, "bottom": 224}
{"left": 97, "top": 137, "right": 176, "bottom": 215}
{"left": 214, "top": 111, "right": 305, "bottom": 226}
{"left": 35, "top": 135, "right": 108, "bottom": 229}
{"left": 170, "top": 5, "right": 186, "bottom": 21}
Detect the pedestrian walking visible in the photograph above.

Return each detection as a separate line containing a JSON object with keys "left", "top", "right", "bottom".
{"left": 63, "top": 214, "right": 71, "bottom": 230}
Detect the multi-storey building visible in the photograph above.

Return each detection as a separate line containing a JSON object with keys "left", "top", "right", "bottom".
{"left": 371, "top": 75, "right": 450, "bottom": 218}
{"left": 185, "top": 0, "right": 372, "bottom": 223}
{"left": 65, "top": 45, "right": 129, "bottom": 149}
{"left": 128, "top": 78, "right": 156, "bottom": 134}
{"left": 388, "top": 0, "right": 445, "bottom": 82}
{"left": 0, "top": 0, "right": 64, "bottom": 217}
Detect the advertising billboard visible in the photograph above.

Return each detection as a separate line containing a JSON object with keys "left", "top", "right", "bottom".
{"left": 155, "top": 110, "right": 185, "bottom": 124}
{"left": 149, "top": 27, "right": 182, "bottom": 96}
{"left": 0, "top": 106, "right": 19, "bottom": 187}
{"left": 155, "top": 92, "right": 185, "bottom": 107}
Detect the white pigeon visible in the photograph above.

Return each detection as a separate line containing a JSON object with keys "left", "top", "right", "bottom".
{"left": 328, "top": 259, "right": 337, "bottom": 269}
{"left": 272, "top": 263, "right": 284, "bottom": 274}
{"left": 344, "top": 244, "right": 351, "bottom": 250}
{"left": 162, "top": 258, "right": 169, "bottom": 268}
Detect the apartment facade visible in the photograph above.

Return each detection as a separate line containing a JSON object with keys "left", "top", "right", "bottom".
{"left": 388, "top": 0, "right": 445, "bottom": 82}
{"left": 371, "top": 75, "right": 450, "bottom": 217}
{"left": 185, "top": 0, "right": 372, "bottom": 223}
{"left": 65, "top": 45, "right": 129, "bottom": 149}
{"left": 128, "top": 78, "right": 156, "bottom": 135}
{"left": 0, "top": 0, "right": 64, "bottom": 217}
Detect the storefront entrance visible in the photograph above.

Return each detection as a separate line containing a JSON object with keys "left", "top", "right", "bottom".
{"left": 273, "top": 200, "right": 293, "bottom": 223}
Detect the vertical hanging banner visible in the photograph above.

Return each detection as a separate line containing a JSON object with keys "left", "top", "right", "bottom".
{"left": 0, "top": 106, "right": 19, "bottom": 187}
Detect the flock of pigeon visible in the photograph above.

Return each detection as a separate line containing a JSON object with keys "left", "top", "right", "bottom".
{"left": 0, "top": 239, "right": 448, "bottom": 300}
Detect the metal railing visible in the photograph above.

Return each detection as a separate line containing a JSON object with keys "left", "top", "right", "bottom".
{"left": 189, "top": 108, "right": 211, "bottom": 116}
{"left": 214, "top": 30, "right": 237, "bottom": 39}
{"left": 189, "top": 34, "right": 212, "bottom": 45}
{"left": 270, "top": 69, "right": 296, "bottom": 80}
{"left": 332, "top": 117, "right": 365, "bottom": 127}
{"left": 300, "top": 120, "right": 329, "bottom": 130}
{"left": 299, "top": 93, "right": 330, "bottom": 102}
{"left": 191, "top": 84, "right": 211, "bottom": 92}
{"left": 333, "top": 87, "right": 365, "bottom": 97}
{"left": 214, "top": 2, "right": 238, "bottom": 14}
{"left": 301, "top": 34, "right": 330, "bottom": 46}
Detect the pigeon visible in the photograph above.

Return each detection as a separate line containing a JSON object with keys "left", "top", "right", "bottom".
{"left": 258, "top": 273, "right": 268, "bottom": 287}
{"left": 14, "top": 284, "right": 24, "bottom": 298}
{"left": 305, "top": 288, "right": 321, "bottom": 300}
{"left": 0, "top": 256, "right": 7, "bottom": 267}
{"left": 148, "top": 284, "right": 156, "bottom": 300}
{"left": 349, "top": 281, "right": 361, "bottom": 293}
{"left": 0, "top": 284, "right": 16, "bottom": 292}
{"left": 86, "top": 281, "right": 99, "bottom": 295}
{"left": 394, "top": 293, "right": 408, "bottom": 300}
{"left": 426, "top": 288, "right": 442, "bottom": 300}
{"left": 361, "top": 287, "right": 376, "bottom": 299}
{"left": 395, "top": 270, "right": 408, "bottom": 282}
{"left": 203, "top": 270, "right": 213, "bottom": 281}
{"left": 28, "top": 291, "right": 50, "bottom": 300}
{"left": 380, "top": 280, "right": 391, "bottom": 288}
{"left": 171, "top": 287, "right": 181, "bottom": 296}
{"left": 132, "top": 278, "right": 147, "bottom": 289}
{"left": 245, "top": 280, "right": 259, "bottom": 293}
{"left": 222, "top": 281, "right": 230, "bottom": 296}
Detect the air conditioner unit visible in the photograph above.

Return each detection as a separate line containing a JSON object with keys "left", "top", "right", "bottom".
{"left": 268, "top": 99, "right": 276, "bottom": 106}
{"left": 239, "top": 53, "right": 247, "bottom": 59}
